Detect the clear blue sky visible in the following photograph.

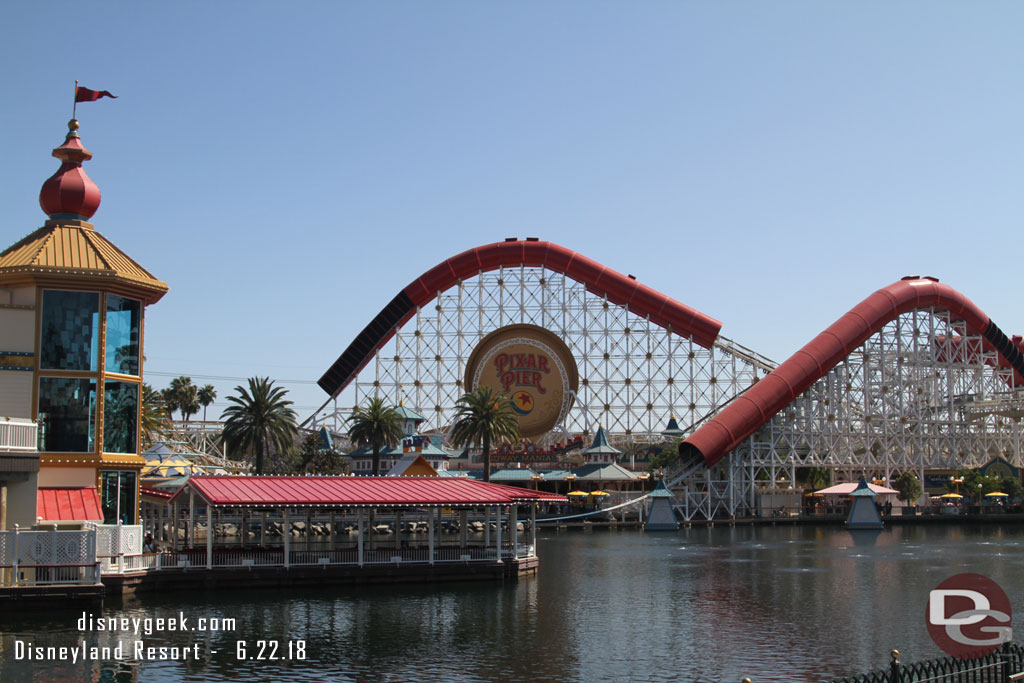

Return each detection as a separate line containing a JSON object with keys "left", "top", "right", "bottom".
{"left": 2, "top": 2, "right": 1022, "bottom": 421}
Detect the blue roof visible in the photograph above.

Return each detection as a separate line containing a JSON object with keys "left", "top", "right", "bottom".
{"left": 583, "top": 426, "right": 621, "bottom": 456}
{"left": 648, "top": 479, "right": 676, "bottom": 498}
{"left": 490, "top": 468, "right": 540, "bottom": 482}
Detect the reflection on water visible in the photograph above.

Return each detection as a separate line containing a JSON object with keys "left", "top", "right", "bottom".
{"left": 1, "top": 524, "right": 1022, "bottom": 682}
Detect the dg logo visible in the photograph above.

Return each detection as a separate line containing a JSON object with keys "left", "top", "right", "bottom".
{"left": 927, "top": 573, "right": 1012, "bottom": 658}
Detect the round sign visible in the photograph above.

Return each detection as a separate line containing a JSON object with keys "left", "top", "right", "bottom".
{"left": 463, "top": 324, "right": 579, "bottom": 441}
{"left": 926, "top": 573, "right": 1012, "bottom": 658}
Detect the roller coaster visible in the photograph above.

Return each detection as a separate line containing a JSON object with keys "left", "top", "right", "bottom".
{"left": 311, "top": 238, "right": 1024, "bottom": 520}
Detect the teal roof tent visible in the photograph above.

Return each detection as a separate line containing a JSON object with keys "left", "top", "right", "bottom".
{"left": 846, "top": 477, "right": 884, "bottom": 530}
{"left": 644, "top": 479, "right": 679, "bottom": 530}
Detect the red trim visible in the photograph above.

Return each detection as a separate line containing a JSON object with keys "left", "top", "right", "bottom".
{"left": 37, "top": 487, "right": 104, "bottom": 522}
{"left": 141, "top": 487, "right": 174, "bottom": 500}
{"left": 403, "top": 241, "right": 721, "bottom": 347}
{"left": 685, "top": 278, "right": 1005, "bottom": 467}
{"left": 169, "top": 475, "right": 566, "bottom": 508}
{"left": 319, "top": 239, "right": 723, "bottom": 398}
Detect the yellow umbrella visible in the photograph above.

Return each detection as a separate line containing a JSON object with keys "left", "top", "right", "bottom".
{"left": 985, "top": 491, "right": 1009, "bottom": 497}
{"left": 590, "top": 490, "right": 611, "bottom": 496}
{"left": 567, "top": 490, "right": 590, "bottom": 496}
{"left": 939, "top": 492, "right": 964, "bottom": 499}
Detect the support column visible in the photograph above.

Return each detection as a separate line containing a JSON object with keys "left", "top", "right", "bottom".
{"left": 260, "top": 511, "right": 267, "bottom": 548}
{"left": 495, "top": 506, "right": 503, "bottom": 563}
{"left": 395, "top": 510, "right": 402, "bottom": 551}
{"left": 530, "top": 503, "right": 536, "bottom": 554}
{"left": 511, "top": 505, "right": 518, "bottom": 559}
{"left": 283, "top": 508, "right": 290, "bottom": 568}
{"left": 305, "top": 509, "right": 312, "bottom": 551}
{"left": 428, "top": 507, "right": 435, "bottom": 565}
{"left": 459, "top": 509, "right": 468, "bottom": 550}
{"left": 329, "top": 511, "right": 336, "bottom": 552}
{"left": 172, "top": 501, "right": 179, "bottom": 550}
{"left": 206, "top": 506, "right": 213, "bottom": 569}
{"left": 357, "top": 508, "right": 364, "bottom": 567}
{"left": 241, "top": 508, "right": 247, "bottom": 549}
{"left": 484, "top": 506, "right": 490, "bottom": 547}
{"left": 188, "top": 491, "right": 195, "bottom": 549}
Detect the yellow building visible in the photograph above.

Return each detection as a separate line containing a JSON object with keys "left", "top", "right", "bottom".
{"left": 0, "top": 119, "right": 167, "bottom": 527}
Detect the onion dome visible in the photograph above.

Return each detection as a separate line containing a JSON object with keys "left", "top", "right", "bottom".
{"left": 39, "top": 119, "right": 101, "bottom": 220}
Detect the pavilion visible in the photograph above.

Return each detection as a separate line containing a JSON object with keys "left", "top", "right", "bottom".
{"left": 146, "top": 475, "right": 565, "bottom": 589}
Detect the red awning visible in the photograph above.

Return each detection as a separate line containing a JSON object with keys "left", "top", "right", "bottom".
{"left": 37, "top": 487, "right": 104, "bottom": 522}
{"left": 170, "top": 475, "right": 567, "bottom": 508}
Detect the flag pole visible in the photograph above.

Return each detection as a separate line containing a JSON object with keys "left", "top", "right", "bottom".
{"left": 72, "top": 80, "right": 78, "bottom": 120}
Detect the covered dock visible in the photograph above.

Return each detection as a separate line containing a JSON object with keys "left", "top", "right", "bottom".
{"left": 108, "top": 475, "right": 566, "bottom": 594}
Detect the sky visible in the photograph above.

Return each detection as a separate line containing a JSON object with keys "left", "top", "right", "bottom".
{"left": 2, "top": 2, "right": 1022, "bottom": 423}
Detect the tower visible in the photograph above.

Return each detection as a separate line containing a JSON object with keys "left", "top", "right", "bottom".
{"left": 0, "top": 119, "right": 168, "bottom": 526}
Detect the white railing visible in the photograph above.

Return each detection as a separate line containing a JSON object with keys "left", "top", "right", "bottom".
{"left": 0, "top": 417, "right": 37, "bottom": 452}
{"left": 0, "top": 524, "right": 101, "bottom": 587}
{"left": 139, "top": 544, "right": 535, "bottom": 572}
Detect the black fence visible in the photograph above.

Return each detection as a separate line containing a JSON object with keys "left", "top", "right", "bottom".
{"left": 823, "top": 643, "right": 1024, "bottom": 683}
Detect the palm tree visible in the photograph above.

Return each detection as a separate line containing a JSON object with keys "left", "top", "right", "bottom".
{"left": 168, "top": 376, "right": 200, "bottom": 422}
{"left": 197, "top": 384, "right": 217, "bottom": 421}
{"left": 449, "top": 385, "right": 520, "bottom": 482}
{"left": 140, "top": 384, "right": 169, "bottom": 449}
{"left": 347, "top": 397, "right": 403, "bottom": 476}
{"left": 222, "top": 377, "right": 298, "bottom": 475}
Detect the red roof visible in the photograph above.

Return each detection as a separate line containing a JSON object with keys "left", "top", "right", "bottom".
{"left": 37, "top": 487, "right": 104, "bottom": 522}
{"left": 141, "top": 487, "right": 174, "bottom": 500}
{"left": 169, "top": 476, "right": 567, "bottom": 508}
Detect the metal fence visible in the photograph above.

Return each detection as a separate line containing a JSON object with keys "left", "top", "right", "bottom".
{"left": 821, "top": 644, "right": 1024, "bottom": 683}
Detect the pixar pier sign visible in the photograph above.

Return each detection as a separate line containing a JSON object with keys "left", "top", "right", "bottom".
{"left": 465, "top": 324, "right": 579, "bottom": 442}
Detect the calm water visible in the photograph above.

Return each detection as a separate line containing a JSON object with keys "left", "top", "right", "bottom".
{"left": 2, "top": 523, "right": 1023, "bottom": 683}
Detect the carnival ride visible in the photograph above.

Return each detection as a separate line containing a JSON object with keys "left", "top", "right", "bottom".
{"left": 313, "top": 239, "right": 1024, "bottom": 520}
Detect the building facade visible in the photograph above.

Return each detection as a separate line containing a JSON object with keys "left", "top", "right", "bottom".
{"left": 0, "top": 119, "right": 167, "bottom": 527}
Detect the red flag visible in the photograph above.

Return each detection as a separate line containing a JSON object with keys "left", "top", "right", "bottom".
{"left": 75, "top": 86, "right": 117, "bottom": 103}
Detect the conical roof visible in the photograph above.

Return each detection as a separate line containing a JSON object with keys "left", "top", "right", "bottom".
{"left": 582, "top": 426, "right": 621, "bottom": 456}
{"left": 661, "top": 415, "right": 684, "bottom": 437}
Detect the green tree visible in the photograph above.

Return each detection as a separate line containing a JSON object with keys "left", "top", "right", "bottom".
{"left": 797, "top": 466, "right": 831, "bottom": 491}
{"left": 197, "top": 384, "right": 217, "bottom": 422}
{"left": 947, "top": 469, "right": 1001, "bottom": 502}
{"left": 140, "top": 383, "right": 169, "bottom": 449}
{"left": 647, "top": 439, "right": 681, "bottom": 473}
{"left": 297, "top": 430, "right": 349, "bottom": 475}
{"left": 449, "top": 386, "right": 521, "bottom": 483}
{"left": 167, "top": 376, "right": 200, "bottom": 422}
{"left": 893, "top": 471, "right": 923, "bottom": 506}
{"left": 222, "top": 377, "right": 298, "bottom": 475}
{"left": 997, "top": 475, "right": 1024, "bottom": 502}
{"left": 347, "top": 397, "right": 403, "bottom": 476}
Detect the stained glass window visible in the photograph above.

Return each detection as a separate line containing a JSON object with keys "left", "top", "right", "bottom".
{"left": 103, "top": 381, "right": 138, "bottom": 454}
{"left": 38, "top": 378, "right": 96, "bottom": 452}
{"left": 105, "top": 295, "right": 141, "bottom": 376}
{"left": 40, "top": 290, "right": 100, "bottom": 371}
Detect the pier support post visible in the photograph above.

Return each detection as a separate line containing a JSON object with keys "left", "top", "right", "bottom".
{"left": 511, "top": 505, "right": 518, "bottom": 559}
{"left": 358, "top": 509, "right": 364, "bottom": 567}
{"left": 188, "top": 490, "right": 195, "bottom": 549}
{"left": 428, "top": 507, "right": 435, "bottom": 565}
{"left": 283, "top": 508, "right": 290, "bottom": 569}
{"left": 530, "top": 504, "right": 536, "bottom": 554}
{"left": 395, "top": 510, "right": 402, "bottom": 551}
{"left": 206, "top": 507, "right": 213, "bottom": 569}
{"left": 260, "top": 511, "right": 266, "bottom": 548}
{"left": 329, "top": 511, "right": 336, "bottom": 552}
{"left": 484, "top": 507, "right": 490, "bottom": 547}
{"left": 495, "top": 507, "right": 503, "bottom": 563}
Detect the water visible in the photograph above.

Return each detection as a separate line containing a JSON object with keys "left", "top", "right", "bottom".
{"left": 2, "top": 523, "right": 1023, "bottom": 682}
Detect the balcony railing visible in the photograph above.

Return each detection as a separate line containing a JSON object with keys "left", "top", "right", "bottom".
{"left": 0, "top": 417, "right": 37, "bottom": 452}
